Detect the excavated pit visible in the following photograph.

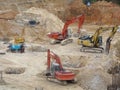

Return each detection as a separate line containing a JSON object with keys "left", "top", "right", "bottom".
{"left": 5, "top": 67, "right": 25, "bottom": 74}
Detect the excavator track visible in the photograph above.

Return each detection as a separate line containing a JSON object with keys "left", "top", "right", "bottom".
{"left": 61, "top": 38, "right": 73, "bottom": 46}
{"left": 46, "top": 76, "right": 77, "bottom": 85}
{"left": 46, "top": 76, "right": 68, "bottom": 85}
{"left": 80, "top": 46, "right": 104, "bottom": 53}
{"left": 50, "top": 39, "right": 61, "bottom": 44}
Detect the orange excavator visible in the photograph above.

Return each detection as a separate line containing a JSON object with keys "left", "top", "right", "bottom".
{"left": 45, "top": 49, "right": 77, "bottom": 85}
{"left": 47, "top": 14, "right": 85, "bottom": 45}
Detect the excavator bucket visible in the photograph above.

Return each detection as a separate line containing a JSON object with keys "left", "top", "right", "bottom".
{"left": 105, "top": 38, "right": 111, "bottom": 54}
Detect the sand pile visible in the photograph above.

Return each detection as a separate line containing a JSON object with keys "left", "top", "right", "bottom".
{"left": 0, "top": 7, "right": 64, "bottom": 43}
{"left": 0, "top": 10, "right": 18, "bottom": 20}
{"left": 77, "top": 69, "right": 111, "bottom": 90}
{"left": 61, "top": 55, "right": 89, "bottom": 68}
{"left": 59, "top": 53, "right": 118, "bottom": 90}
{"left": 15, "top": 7, "right": 64, "bottom": 43}
{"left": 67, "top": 0, "right": 120, "bottom": 25}
{"left": 16, "top": 7, "right": 64, "bottom": 32}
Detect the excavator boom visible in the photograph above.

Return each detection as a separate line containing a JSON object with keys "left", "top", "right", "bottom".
{"left": 105, "top": 25, "right": 118, "bottom": 54}
{"left": 47, "top": 49, "right": 63, "bottom": 71}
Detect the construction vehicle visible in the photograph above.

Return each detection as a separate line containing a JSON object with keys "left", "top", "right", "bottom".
{"left": 45, "top": 49, "right": 77, "bottom": 85}
{"left": 47, "top": 14, "right": 85, "bottom": 45}
{"left": 8, "top": 43, "right": 25, "bottom": 53}
{"left": 78, "top": 25, "right": 118, "bottom": 53}
{"left": 14, "top": 36, "right": 25, "bottom": 44}
{"left": 7, "top": 28, "right": 25, "bottom": 53}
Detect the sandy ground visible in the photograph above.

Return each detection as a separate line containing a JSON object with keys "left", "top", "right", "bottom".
{"left": 0, "top": 25, "right": 119, "bottom": 90}
{"left": 0, "top": 42, "right": 84, "bottom": 90}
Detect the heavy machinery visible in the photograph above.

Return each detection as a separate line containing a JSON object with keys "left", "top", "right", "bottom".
{"left": 45, "top": 49, "right": 76, "bottom": 85}
{"left": 8, "top": 43, "right": 25, "bottom": 53}
{"left": 14, "top": 36, "right": 25, "bottom": 44}
{"left": 47, "top": 14, "right": 85, "bottom": 45}
{"left": 78, "top": 25, "right": 118, "bottom": 53}
{"left": 7, "top": 28, "right": 25, "bottom": 53}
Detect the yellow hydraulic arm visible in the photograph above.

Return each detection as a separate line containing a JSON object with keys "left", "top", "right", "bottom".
{"left": 91, "top": 27, "right": 106, "bottom": 47}
{"left": 14, "top": 27, "right": 25, "bottom": 44}
{"left": 91, "top": 26, "right": 118, "bottom": 47}
{"left": 105, "top": 25, "right": 119, "bottom": 54}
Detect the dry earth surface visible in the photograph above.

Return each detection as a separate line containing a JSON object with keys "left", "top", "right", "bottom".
{"left": 0, "top": 1, "right": 120, "bottom": 90}
{"left": 0, "top": 24, "right": 119, "bottom": 90}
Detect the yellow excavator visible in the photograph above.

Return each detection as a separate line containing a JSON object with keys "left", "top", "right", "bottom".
{"left": 78, "top": 25, "right": 118, "bottom": 53}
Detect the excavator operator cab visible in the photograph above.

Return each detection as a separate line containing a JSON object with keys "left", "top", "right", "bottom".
{"left": 50, "top": 62, "right": 63, "bottom": 76}
{"left": 67, "top": 28, "right": 72, "bottom": 38}
{"left": 79, "top": 35, "right": 91, "bottom": 40}
{"left": 51, "top": 62, "right": 61, "bottom": 72}
{"left": 98, "top": 36, "right": 102, "bottom": 46}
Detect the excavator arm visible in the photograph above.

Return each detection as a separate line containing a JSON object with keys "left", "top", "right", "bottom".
{"left": 78, "top": 14, "right": 85, "bottom": 33}
{"left": 14, "top": 27, "right": 25, "bottom": 44}
{"left": 78, "top": 27, "right": 106, "bottom": 48}
{"left": 91, "top": 27, "right": 103, "bottom": 47}
{"left": 47, "top": 49, "right": 63, "bottom": 71}
{"left": 91, "top": 27, "right": 112, "bottom": 47}
{"left": 105, "top": 25, "right": 118, "bottom": 54}
{"left": 61, "top": 14, "right": 85, "bottom": 38}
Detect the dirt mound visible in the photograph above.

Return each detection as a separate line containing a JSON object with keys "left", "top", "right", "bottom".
{"left": 77, "top": 69, "right": 111, "bottom": 90}
{"left": 0, "top": 10, "right": 18, "bottom": 20}
{"left": 0, "top": 19, "right": 23, "bottom": 40}
{"left": 66, "top": 0, "right": 120, "bottom": 25}
{"left": 61, "top": 55, "right": 89, "bottom": 68}
{"left": 27, "top": 44, "right": 48, "bottom": 52}
{"left": 0, "top": 7, "right": 64, "bottom": 43}
{"left": 15, "top": 7, "right": 64, "bottom": 43}
{"left": 16, "top": 7, "right": 64, "bottom": 32}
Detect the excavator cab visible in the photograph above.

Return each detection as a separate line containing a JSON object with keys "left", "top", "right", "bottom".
{"left": 50, "top": 62, "right": 62, "bottom": 75}
{"left": 98, "top": 36, "right": 102, "bottom": 46}
{"left": 79, "top": 35, "right": 91, "bottom": 40}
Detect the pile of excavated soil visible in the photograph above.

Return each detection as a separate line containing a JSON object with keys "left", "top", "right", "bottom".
{"left": 77, "top": 69, "right": 111, "bottom": 90}
{"left": 0, "top": 10, "right": 18, "bottom": 20}
{"left": 15, "top": 7, "right": 64, "bottom": 32}
{"left": 67, "top": 0, "right": 120, "bottom": 25}
{"left": 61, "top": 55, "right": 89, "bottom": 68}
{"left": 57, "top": 49, "right": 118, "bottom": 90}
{"left": 0, "top": 7, "right": 64, "bottom": 43}
{"left": 15, "top": 7, "right": 64, "bottom": 43}
{"left": 0, "top": 19, "right": 23, "bottom": 40}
